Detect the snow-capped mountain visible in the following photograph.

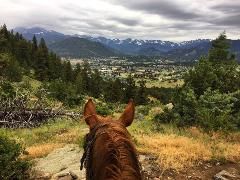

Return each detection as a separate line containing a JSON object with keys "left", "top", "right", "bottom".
{"left": 85, "top": 36, "right": 211, "bottom": 56}
{"left": 13, "top": 27, "right": 240, "bottom": 61}
{"left": 13, "top": 27, "right": 69, "bottom": 45}
{"left": 13, "top": 27, "right": 211, "bottom": 56}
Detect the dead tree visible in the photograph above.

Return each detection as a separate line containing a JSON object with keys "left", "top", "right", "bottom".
{"left": 0, "top": 94, "right": 82, "bottom": 128}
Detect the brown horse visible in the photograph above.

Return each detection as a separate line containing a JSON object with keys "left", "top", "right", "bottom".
{"left": 80, "top": 99, "right": 142, "bottom": 180}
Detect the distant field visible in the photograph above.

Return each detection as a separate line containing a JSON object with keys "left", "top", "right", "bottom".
{"left": 135, "top": 77, "right": 184, "bottom": 88}
{"left": 144, "top": 79, "right": 184, "bottom": 88}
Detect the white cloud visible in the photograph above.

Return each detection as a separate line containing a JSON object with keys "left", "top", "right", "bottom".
{"left": 0, "top": 0, "right": 239, "bottom": 41}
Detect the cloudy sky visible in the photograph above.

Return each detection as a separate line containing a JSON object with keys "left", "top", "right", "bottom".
{"left": 0, "top": 0, "right": 240, "bottom": 41}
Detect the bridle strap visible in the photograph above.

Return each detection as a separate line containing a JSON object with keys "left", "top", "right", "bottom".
{"left": 80, "top": 123, "right": 109, "bottom": 171}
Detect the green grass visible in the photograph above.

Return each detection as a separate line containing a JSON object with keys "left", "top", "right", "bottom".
{"left": 0, "top": 118, "right": 87, "bottom": 147}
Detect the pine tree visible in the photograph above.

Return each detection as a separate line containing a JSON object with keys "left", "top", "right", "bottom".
{"left": 32, "top": 35, "right": 38, "bottom": 51}
{"left": 209, "top": 32, "right": 235, "bottom": 62}
{"left": 0, "top": 24, "right": 9, "bottom": 52}
{"left": 90, "top": 69, "right": 103, "bottom": 98}
{"left": 124, "top": 74, "right": 136, "bottom": 102}
{"left": 63, "top": 60, "right": 73, "bottom": 82}
{"left": 185, "top": 32, "right": 240, "bottom": 96}
{"left": 75, "top": 61, "right": 91, "bottom": 94}
{"left": 73, "top": 63, "right": 81, "bottom": 80}
{"left": 136, "top": 80, "right": 147, "bottom": 105}
{"left": 35, "top": 38, "right": 49, "bottom": 81}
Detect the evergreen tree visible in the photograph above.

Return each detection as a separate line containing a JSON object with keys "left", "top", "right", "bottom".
{"left": 35, "top": 38, "right": 49, "bottom": 81}
{"left": 0, "top": 24, "right": 9, "bottom": 52}
{"left": 124, "top": 74, "right": 136, "bottom": 102}
{"left": 73, "top": 63, "right": 81, "bottom": 80}
{"left": 63, "top": 60, "right": 73, "bottom": 82}
{"left": 90, "top": 69, "right": 103, "bottom": 98}
{"left": 104, "top": 78, "right": 123, "bottom": 102}
{"left": 32, "top": 35, "right": 38, "bottom": 51}
{"left": 209, "top": 32, "right": 235, "bottom": 62}
{"left": 75, "top": 61, "right": 91, "bottom": 94}
{"left": 136, "top": 80, "right": 148, "bottom": 105}
{"left": 185, "top": 33, "right": 240, "bottom": 96}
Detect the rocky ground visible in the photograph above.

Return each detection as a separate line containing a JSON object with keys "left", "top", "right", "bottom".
{"left": 32, "top": 144, "right": 240, "bottom": 180}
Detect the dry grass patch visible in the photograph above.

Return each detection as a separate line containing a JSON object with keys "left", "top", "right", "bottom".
{"left": 26, "top": 143, "right": 64, "bottom": 159}
{"left": 214, "top": 142, "right": 240, "bottom": 162}
{"left": 53, "top": 129, "right": 84, "bottom": 143}
{"left": 136, "top": 134, "right": 212, "bottom": 171}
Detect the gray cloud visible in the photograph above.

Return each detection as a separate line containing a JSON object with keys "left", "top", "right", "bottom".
{"left": 1, "top": 0, "right": 240, "bottom": 41}
{"left": 108, "top": 0, "right": 201, "bottom": 20}
{"left": 109, "top": 17, "right": 141, "bottom": 26}
{"left": 214, "top": 14, "right": 240, "bottom": 27}
{"left": 211, "top": 3, "right": 240, "bottom": 14}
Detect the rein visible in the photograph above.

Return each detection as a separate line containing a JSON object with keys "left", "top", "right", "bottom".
{"left": 80, "top": 121, "right": 109, "bottom": 179}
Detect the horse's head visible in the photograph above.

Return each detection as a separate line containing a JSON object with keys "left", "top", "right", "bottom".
{"left": 83, "top": 99, "right": 135, "bottom": 130}
{"left": 81, "top": 99, "right": 142, "bottom": 180}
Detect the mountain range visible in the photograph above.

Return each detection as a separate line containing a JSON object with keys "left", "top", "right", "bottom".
{"left": 14, "top": 27, "right": 240, "bottom": 61}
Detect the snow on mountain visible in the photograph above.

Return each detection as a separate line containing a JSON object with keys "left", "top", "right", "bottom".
{"left": 13, "top": 26, "right": 213, "bottom": 59}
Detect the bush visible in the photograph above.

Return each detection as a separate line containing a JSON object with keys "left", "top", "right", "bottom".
{"left": 96, "top": 102, "right": 113, "bottom": 116}
{"left": 0, "top": 134, "right": 31, "bottom": 179}
{"left": 196, "top": 89, "right": 236, "bottom": 131}
{"left": 0, "top": 80, "right": 16, "bottom": 98}
{"left": 156, "top": 87, "right": 240, "bottom": 132}
{"left": 45, "top": 80, "right": 83, "bottom": 107}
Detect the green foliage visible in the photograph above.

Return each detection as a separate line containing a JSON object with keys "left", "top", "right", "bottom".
{"left": 103, "top": 78, "right": 124, "bottom": 103}
{"left": 135, "top": 80, "right": 148, "bottom": 105}
{"left": 45, "top": 79, "right": 83, "bottom": 107}
{"left": 208, "top": 32, "right": 235, "bottom": 62}
{"left": 96, "top": 102, "right": 113, "bottom": 116}
{"left": 0, "top": 134, "right": 31, "bottom": 180}
{"left": 196, "top": 89, "right": 237, "bottom": 131}
{"left": 159, "top": 33, "right": 240, "bottom": 131}
{"left": 0, "top": 53, "right": 22, "bottom": 82}
{"left": 0, "top": 80, "right": 16, "bottom": 98}
{"left": 185, "top": 33, "right": 240, "bottom": 97}
{"left": 124, "top": 74, "right": 136, "bottom": 102}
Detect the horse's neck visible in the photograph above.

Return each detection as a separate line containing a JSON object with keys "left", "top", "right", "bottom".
{"left": 91, "top": 133, "right": 142, "bottom": 180}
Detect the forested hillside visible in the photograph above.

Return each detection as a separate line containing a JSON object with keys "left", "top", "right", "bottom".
{"left": 48, "top": 37, "right": 116, "bottom": 58}
{"left": 1, "top": 24, "right": 167, "bottom": 107}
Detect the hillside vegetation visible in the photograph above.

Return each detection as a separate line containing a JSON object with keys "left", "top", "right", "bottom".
{"left": 0, "top": 24, "right": 240, "bottom": 178}
{"left": 48, "top": 37, "right": 116, "bottom": 58}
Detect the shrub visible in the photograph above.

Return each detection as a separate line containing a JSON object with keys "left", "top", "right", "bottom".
{"left": 45, "top": 80, "right": 83, "bottom": 107}
{"left": 96, "top": 102, "right": 113, "bottom": 116}
{"left": 196, "top": 89, "right": 236, "bottom": 131}
{"left": 0, "top": 134, "right": 31, "bottom": 179}
{"left": 0, "top": 80, "right": 16, "bottom": 98}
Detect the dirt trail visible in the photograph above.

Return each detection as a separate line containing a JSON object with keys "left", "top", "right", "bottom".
{"left": 33, "top": 144, "right": 240, "bottom": 180}
{"left": 33, "top": 144, "right": 85, "bottom": 179}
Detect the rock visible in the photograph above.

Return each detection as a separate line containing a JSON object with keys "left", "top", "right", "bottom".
{"left": 139, "top": 155, "right": 146, "bottom": 162}
{"left": 54, "top": 171, "right": 78, "bottom": 180}
{"left": 165, "top": 103, "right": 173, "bottom": 110}
{"left": 214, "top": 170, "right": 236, "bottom": 180}
{"left": 34, "top": 144, "right": 86, "bottom": 179}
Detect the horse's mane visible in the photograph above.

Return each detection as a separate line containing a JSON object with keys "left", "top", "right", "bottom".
{"left": 82, "top": 121, "right": 142, "bottom": 180}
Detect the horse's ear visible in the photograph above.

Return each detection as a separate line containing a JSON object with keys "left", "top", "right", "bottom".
{"left": 119, "top": 99, "right": 135, "bottom": 127}
{"left": 84, "top": 99, "right": 98, "bottom": 129}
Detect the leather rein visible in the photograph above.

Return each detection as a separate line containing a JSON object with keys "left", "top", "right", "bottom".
{"left": 80, "top": 115, "right": 109, "bottom": 179}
